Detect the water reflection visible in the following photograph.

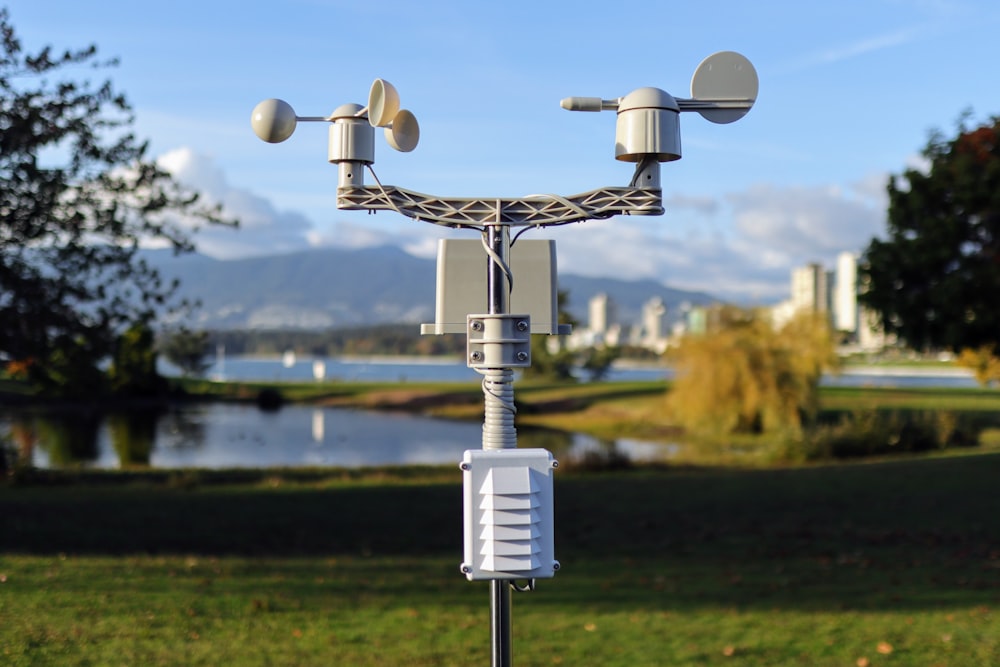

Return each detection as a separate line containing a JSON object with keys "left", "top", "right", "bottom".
{"left": 158, "top": 409, "right": 208, "bottom": 452}
{"left": 1, "top": 404, "right": 675, "bottom": 470}
{"left": 0, "top": 404, "right": 482, "bottom": 469}
{"left": 521, "top": 429, "right": 681, "bottom": 468}
{"left": 5, "top": 407, "right": 176, "bottom": 468}
{"left": 108, "top": 408, "right": 161, "bottom": 466}
{"left": 32, "top": 410, "right": 102, "bottom": 466}
{"left": 312, "top": 409, "right": 324, "bottom": 443}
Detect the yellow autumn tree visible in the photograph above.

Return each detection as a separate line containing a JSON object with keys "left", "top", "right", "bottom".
{"left": 667, "top": 308, "right": 839, "bottom": 436}
{"left": 956, "top": 345, "right": 1000, "bottom": 387}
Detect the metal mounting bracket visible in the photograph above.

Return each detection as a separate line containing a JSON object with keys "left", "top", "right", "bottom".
{"left": 467, "top": 315, "right": 531, "bottom": 369}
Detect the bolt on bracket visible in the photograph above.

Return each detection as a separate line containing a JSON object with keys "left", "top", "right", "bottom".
{"left": 467, "top": 314, "right": 532, "bottom": 369}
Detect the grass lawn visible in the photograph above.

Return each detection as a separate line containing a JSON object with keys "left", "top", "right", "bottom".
{"left": 3, "top": 454, "right": 1000, "bottom": 666}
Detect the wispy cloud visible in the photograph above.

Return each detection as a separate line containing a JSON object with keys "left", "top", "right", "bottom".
{"left": 779, "top": 26, "right": 925, "bottom": 74}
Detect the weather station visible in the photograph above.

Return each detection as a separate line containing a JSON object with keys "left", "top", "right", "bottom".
{"left": 250, "top": 50, "right": 758, "bottom": 667}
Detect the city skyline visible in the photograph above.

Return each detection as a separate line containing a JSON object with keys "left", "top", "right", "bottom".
{"left": 571, "top": 248, "right": 888, "bottom": 354}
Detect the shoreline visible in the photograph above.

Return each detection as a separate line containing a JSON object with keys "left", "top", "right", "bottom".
{"left": 839, "top": 364, "right": 973, "bottom": 378}
{"left": 201, "top": 354, "right": 976, "bottom": 380}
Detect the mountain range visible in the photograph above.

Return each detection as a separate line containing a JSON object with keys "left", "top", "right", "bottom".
{"left": 147, "top": 246, "right": 719, "bottom": 331}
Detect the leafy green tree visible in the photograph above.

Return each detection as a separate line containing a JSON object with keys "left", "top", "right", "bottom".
{"left": 159, "top": 328, "right": 213, "bottom": 377}
{"left": 523, "top": 290, "right": 578, "bottom": 381}
{"left": 860, "top": 114, "right": 1000, "bottom": 358}
{"left": 667, "top": 309, "right": 838, "bottom": 436}
{"left": 0, "top": 9, "right": 231, "bottom": 394}
{"left": 580, "top": 345, "right": 621, "bottom": 382}
{"left": 42, "top": 336, "right": 110, "bottom": 398}
{"left": 525, "top": 338, "right": 577, "bottom": 381}
{"left": 108, "top": 323, "right": 166, "bottom": 396}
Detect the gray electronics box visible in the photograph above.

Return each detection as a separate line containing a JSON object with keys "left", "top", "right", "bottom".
{"left": 420, "top": 239, "right": 565, "bottom": 335}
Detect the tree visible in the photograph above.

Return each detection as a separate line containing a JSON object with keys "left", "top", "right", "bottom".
{"left": 523, "top": 290, "right": 579, "bottom": 382}
{"left": 956, "top": 345, "right": 1000, "bottom": 387}
{"left": 579, "top": 345, "right": 621, "bottom": 382}
{"left": 159, "top": 328, "right": 213, "bottom": 378}
{"left": 860, "top": 114, "right": 1000, "bottom": 357}
{"left": 108, "top": 322, "right": 166, "bottom": 396}
{"left": 0, "top": 9, "right": 231, "bottom": 393}
{"left": 667, "top": 308, "right": 838, "bottom": 436}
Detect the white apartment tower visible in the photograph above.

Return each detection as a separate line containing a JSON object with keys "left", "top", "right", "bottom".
{"left": 791, "top": 262, "right": 830, "bottom": 313}
{"left": 833, "top": 251, "right": 859, "bottom": 333}
{"left": 641, "top": 297, "right": 666, "bottom": 342}
{"left": 588, "top": 293, "right": 613, "bottom": 334}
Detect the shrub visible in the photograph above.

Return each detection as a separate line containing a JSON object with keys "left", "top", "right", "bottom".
{"left": 805, "top": 410, "right": 979, "bottom": 460}
{"left": 256, "top": 387, "right": 285, "bottom": 411}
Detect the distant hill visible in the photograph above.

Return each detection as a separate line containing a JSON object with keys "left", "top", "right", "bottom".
{"left": 147, "top": 246, "right": 719, "bottom": 331}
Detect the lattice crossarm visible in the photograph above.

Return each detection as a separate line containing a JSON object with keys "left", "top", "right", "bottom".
{"left": 336, "top": 185, "right": 663, "bottom": 227}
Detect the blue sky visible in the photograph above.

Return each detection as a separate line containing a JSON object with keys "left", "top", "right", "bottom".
{"left": 8, "top": 0, "right": 1000, "bottom": 303}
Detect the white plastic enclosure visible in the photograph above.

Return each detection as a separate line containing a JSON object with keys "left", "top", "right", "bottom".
{"left": 461, "top": 448, "right": 558, "bottom": 581}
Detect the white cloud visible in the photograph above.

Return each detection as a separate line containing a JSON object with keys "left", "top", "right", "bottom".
{"left": 305, "top": 219, "right": 450, "bottom": 258}
{"left": 728, "top": 180, "right": 885, "bottom": 265}
{"left": 548, "top": 218, "right": 790, "bottom": 303}
{"left": 663, "top": 193, "right": 719, "bottom": 216}
{"left": 156, "top": 148, "right": 890, "bottom": 306}
{"left": 156, "top": 148, "right": 464, "bottom": 260}
{"left": 156, "top": 147, "right": 316, "bottom": 258}
{"left": 549, "top": 176, "right": 888, "bottom": 304}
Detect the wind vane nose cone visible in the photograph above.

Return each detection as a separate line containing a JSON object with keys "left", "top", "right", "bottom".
{"left": 560, "top": 97, "right": 605, "bottom": 112}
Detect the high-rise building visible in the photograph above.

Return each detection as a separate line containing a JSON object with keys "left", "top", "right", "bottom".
{"left": 791, "top": 262, "right": 830, "bottom": 313}
{"left": 833, "top": 251, "right": 858, "bottom": 333}
{"left": 588, "top": 293, "right": 613, "bottom": 334}
{"left": 635, "top": 297, "right": 667, "bottom": 352}
{"left": 773, "top": 253, "right": 889, "bottom": 351}
{"left": 641, "top": 297, "right": 666, "bottom": 341}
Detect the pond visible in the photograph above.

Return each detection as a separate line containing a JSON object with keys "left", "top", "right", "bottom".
{"left": 2, "top": 360, "right": 977, "bottom": 471}
{"left": 0, "top": 403, "right": 674, "bottom": 470}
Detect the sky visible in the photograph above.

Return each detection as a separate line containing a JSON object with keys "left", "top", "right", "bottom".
{"left": 7, "top": 0, "right": 1000, "bottom": 304}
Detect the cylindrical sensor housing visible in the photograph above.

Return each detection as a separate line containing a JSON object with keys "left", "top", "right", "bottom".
{"left": 615, "top": 87, "right": 681, "bottom": 162}
{"left": 328, "top": 103, "right": 375, "bottom": 165}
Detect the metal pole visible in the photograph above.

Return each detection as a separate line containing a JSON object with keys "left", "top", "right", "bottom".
{"left": 487, "top": 223, "right": 510, "bottom": 315}
{"left": 485, "top": 221, "right": 514, "bottom": 667}
{"left": 491, "top": 579, "right": 513, "bottom": 667}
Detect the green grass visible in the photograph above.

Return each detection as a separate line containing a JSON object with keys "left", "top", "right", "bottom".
{"left": 3, "top": 455, "right": 1000, "bottom": 665}
{"left": 818, "top": 384, "right": 1000, "bottom": 411}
